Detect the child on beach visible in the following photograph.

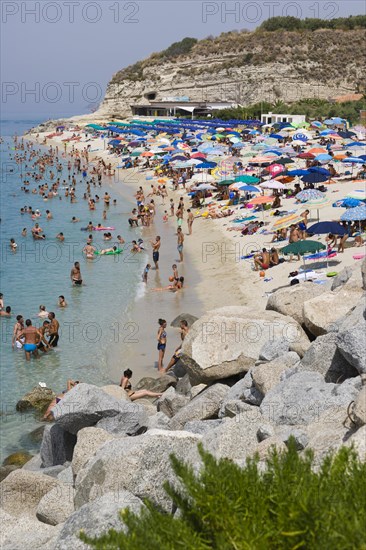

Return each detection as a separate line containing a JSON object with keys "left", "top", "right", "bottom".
{"left": 163, "top": 211, "right": 168, "bottom": 223}
{"left": 142, "top": 264, "right": 151, "bottom": 283}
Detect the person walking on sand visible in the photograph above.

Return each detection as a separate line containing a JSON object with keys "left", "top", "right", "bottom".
{"left": 157, "top": 318, "right": 167, "bottom": 372}
{"left": 70, "top": 261, "right": 83, "bottom": 285}
{"left": 187, "top": 208, "right": 194, "bottom": 235}
{"left": 177, "top": 227, "right": 184, "bottom": 262}
{"left": 151, "top": 236, "right": 161, "bottom": 270}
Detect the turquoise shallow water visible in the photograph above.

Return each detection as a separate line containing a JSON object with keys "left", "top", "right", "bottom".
{"left": 0, "top": 122, "right": 148, "bottom": 460}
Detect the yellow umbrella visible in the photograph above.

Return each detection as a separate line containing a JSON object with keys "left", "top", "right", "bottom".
{"left": 272, "top": 214, "right": 304, "bottom": 230}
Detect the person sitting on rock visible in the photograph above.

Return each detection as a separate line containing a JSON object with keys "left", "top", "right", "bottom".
{"left": 42, "top": 379, "right": 80, "bottom": 421}
{"left": 119, "top": 369, "right": 163, "bottom": 401}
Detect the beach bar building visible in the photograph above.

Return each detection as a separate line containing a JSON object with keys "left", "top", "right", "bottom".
{"left": 261, "top": 112, "right": 306, "bottom": 125}
{"left": 131, "top": 101, "right": 235, "bottom": 118}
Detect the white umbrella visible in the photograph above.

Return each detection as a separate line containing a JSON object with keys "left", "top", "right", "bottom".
{"left": 190, "top": 173, "right": 215, "bottom": 183}
{"left": 192, "top": 184, "right": 217, "bottom": 190}
{"left": 259, "top": 179, "right": 287, "bottom": 190}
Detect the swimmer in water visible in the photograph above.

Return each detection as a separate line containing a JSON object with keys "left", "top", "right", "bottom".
{"left": 70, "top": 261, "right": 83, "bottom": 285}
{"left": 83, "top": 243, "right": 96, "bottom": 259}
{"left": 58, "top": 295, "right": 67, "bottom": 307}
{"left": 56, "top": 232, "right": 65, "bottom": 242}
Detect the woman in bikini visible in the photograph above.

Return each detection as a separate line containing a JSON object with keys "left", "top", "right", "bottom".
{"left": 119, "top": 369, "right": 162, "bottom": 400}
{"left": 157, "top": 319, "right": 167, "bottom": 372}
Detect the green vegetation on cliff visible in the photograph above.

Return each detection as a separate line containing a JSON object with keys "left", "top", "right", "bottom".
{"left": 212, "top": 97, "right": 366, "bottom": 123}
{"left": 82, "top": 441, "right": 366, "bottom": 550}
{"left": 110, "top": 16, "right": 366, "bottom": 88}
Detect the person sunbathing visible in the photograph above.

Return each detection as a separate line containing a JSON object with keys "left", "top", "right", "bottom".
{"left": 42, "top": 379, "right": 80, "bottom": 420}
{"left": 120, "top": 369, "right": 163, "bottom": 400}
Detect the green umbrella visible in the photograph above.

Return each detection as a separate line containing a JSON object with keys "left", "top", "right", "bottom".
{"left": 234, "top": 175, "right": 260, "bottom": 184}
{"left": 217, "top": 179, "right": 236, "bottom": 186}
{"left": 281, "top": 240, "right": 326, "bottom": 256}
{"left": 281, "top": 240, "right": 326, "bottom": 278}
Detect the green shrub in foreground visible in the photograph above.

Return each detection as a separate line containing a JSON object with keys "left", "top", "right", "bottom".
{"left": 81, "top": 439, "right": 366, "bottom": 550}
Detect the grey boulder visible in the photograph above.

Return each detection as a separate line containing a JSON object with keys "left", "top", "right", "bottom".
{"left": 74, "top": 430, "right": 202, "bottom": 512}
{"left": 156, "top": 387, "right": 190, "bottom": 418}
{"left": 181, "top": 306, "right": 309, "bottom": 384}
{"left": 252, "top": 352, "right": 300, "bottom": 395}
{"left": 36, "top": 483, "right": 75, "bottom": 525}
{"left": 260, "top": 371, "right": 361, "bottom": 425}
{"left": 266, "top": 282, "right": 328, "bottom": 324}
{"left": 54, "top": 491, "right": 144, "bottom": 550}
{"left": 0, "top": 509, "right": 61, "bottom": 550}
{"left": 0, "top": 469, "right": 63, "bottom": 516}
{"left": 184, "top": 419, "right": 222, "bottom": 435}
{"left": 40, "top": 423, "right": 76, "bottom": 467}
{"left": 299, "top": 332, "right": 358, "bottom": 382}
{"left": 352, "top": 387, "right": 366, "bottom": 427}
{"left": 169, "top": 383, "right": 229, "bottom": 430}
{"left": 72, "top": 427, "right": 116, "bottom": 476}
{"left": 258, "top": 338, "right": 290, "bottom": 362}
{"left": 96, "top": 402, "right": 149, "bottom": 436}
{"left": 52, "top": 383, "right": 125, "bottom": 435}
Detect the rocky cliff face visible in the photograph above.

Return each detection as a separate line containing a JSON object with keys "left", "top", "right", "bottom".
{"left": 96, "top": 28, "right": 365, "bottom": 118}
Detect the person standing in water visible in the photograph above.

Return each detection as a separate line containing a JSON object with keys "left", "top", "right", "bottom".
{"left": 19, "top": 319, "right": 40, "bottom": 361}
{"left": 157, "top": 318, "right": 167, "bottom": 372}
{"left": 177, "top": 227, "right": 184, "bottom": 262}
{"left": 48, "top": 312, "right": 60, "bottom": 347}
{"left": 70, "top": 261, "right": 83, "bottom": 285}
{"left": 142, "top": 264, "right": 151, "bottom": 283}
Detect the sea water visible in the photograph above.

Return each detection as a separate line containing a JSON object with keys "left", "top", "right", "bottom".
{"left": 0, "top": 121, "right": 148, "bottom": 460}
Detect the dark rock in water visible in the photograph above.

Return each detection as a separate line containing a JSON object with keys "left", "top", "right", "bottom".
{"left": 0, "top": 465, "right": 18, "bottom": 482}
{"left": 40, "top": 424, "right": 76, "bottom": 467}
{"left": 170, "top": 313, "right": 198, "bottom": 327}
{"left": 134, "top": 375, "right": 177, "bottom": 393}
{"left": 3, "top": 451, "right": 33, "bottom": 467}
{"left": 16, "top": 387, "right": 55, "bottom": 413}
{"left": 20, "top": 425, "right": 46, "bottom": 446}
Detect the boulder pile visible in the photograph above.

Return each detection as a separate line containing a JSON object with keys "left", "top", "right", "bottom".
{"left": 1, "top": 260, "right": 365, "bottom": 549}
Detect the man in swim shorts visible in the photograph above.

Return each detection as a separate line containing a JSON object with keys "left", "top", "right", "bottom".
{"left": 151, "top": 236, "right": 161, "bottom": 270}
{"left": 254, "top": 248, "right": 270, "bottom": 271}
{"left": 12, "top": 315, "right": 24, "bottom": 349}
{"left": 70, "top": 261, "right": 83, "bottom": 285}
{"left": 48, "top": 312, "right": 60, "bottom": 347}
{"left": 177, "top": 227, "right": 184, "bottom": 262}
{"left": 19, "top": 319, "right": 41, "bottom": 360}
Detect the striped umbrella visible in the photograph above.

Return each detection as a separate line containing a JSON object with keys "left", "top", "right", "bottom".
{"left": 272, "top": 214, "right": 304, "bottom": 230}
{"left": 296, "top": 189, "right": 325, "bottom": 202}
{"left": 340, "top": 204, "right": 366, "bottom": 221}
{"left": 346, "top": 190, "right": 366, "bottom": 201}
{"left": 304, "top": 197, "right": 330, "bottom": 222}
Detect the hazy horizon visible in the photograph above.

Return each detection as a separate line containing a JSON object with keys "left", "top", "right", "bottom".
{"left": 1, "top": 1, "right": 365, "bottom": 120}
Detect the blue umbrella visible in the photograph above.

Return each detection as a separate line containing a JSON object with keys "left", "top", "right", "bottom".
{"left": 307, "top": 221, "right": 347, "bottom": 236}
{"left": 342, "top": 157, "right": 364, "bottom": 164}
{"left": 319, "top": 130, "right": 335, "bottom": 136}
{"left": 308, "top": 166, "right": 331, "bottom": 176}
{"left": 287, "top": 169, "right": 309, "bottom": 176}
{"left": 269, "top": 134, "right": 283, "bottom": 139}
{"left": 292, "top": 133, "right": 309, "bottom": 141}
{"left": 196, "top": 161, "right": 217, "bottom": 169}
{"left": 347, "top": 142, "right": 366, "bottom": 147}
{"left": 358, "top": 155, "right": 366, "bottom": 160}
{"left": 341, "top": 205, "right": 366, "bottom": 222}
{"left": 236, "top": 184, "right": 261, "bottom": 192}
{"left": 301, "top": 173, "right": 329, "bottom": 184}
{"left": 315, "top": 153, "right": 333, "bottom": 162}
{"left": 333, "top": 198, "right": 362, "bottom": 208}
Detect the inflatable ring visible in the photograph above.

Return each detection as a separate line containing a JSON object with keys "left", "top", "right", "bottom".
{"left": 326, "top": 271, "right": 338, "bottom": 277}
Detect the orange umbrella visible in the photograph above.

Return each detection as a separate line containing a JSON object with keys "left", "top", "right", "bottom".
{"left": 250, "top": 156, "right": 277, "bottom": 163}
{"left": 308, "top": 147, "right": 327, "bottom": 155}
{"left": 249, "top": 195, "right": 273, "bottom": 205}
{"left": 275, "top": 175, "right": 294, "bottom": 183}
{"left": 141, "top": 151, "right": 153, "bottom": 157}
{"left": 333, "top": 154, "right": 346, "bottom": 160}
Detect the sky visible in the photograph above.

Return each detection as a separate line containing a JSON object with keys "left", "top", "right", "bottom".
{"left": 1, "top": 0, "right": 364, "bottom": 120}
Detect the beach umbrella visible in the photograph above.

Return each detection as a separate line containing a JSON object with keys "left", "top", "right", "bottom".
{"left": 311, "top": 121, "right": 323, "bottom": 128}
{"left": 272, "top": 214, "right": 304, "bottom": 230}
{"left": 307, "top": 221, "right": 347, "bottom": 236}
{"left": 268, "top": 164, "right": 285, "bottom": 176}
{"left": 342, "top": 157, "right": 364, "bottom": 164}
{"left": 340, "top": 204, "right": 366, "bottom": 222}
{"left": 301, "top": 172, "right": 329, "bottom": 185}
{"left": 231, "top": 184, "right": 260, "bottom": 193}
{"left": 308, "top": 147, "right": 327, "bottom": 155}
{"left": 191, "top": 184, "right": 217, "bottom": 191}
{"left": 259, "top": 180, "right": 287, "bottom": 190}
{"left": 315, "top": 153, "right": 333, "bottom": 163}
{"left": 305, "top": 197, "right": 331, "bottom": 222}
{"left": 297, "top": 152, "right": 315, "bottom": 159}
{"left": 296, "top": 189, "right": 325, "bottom": 202}
{"left": 282, "top": 240, "right": 326, "bottom": 255}
{"left": 308, "top": 166, "right": 331, "bottom": 176}
{"left": 281, "top": 240, "right": 327, "bottom": 275}
{"left": 346, "top": 190, "right": 366, "bottom": 201}
{"left": 292, "top": 132, "right": 310, "bottom": 142}
{"left": 275, "top": 157, "right": 293, "bottom": 165}
{"left": 249, "top": 195, "right": 273, "bottom": 205}
{"left": 333, "top": 198, "right": 362, "bottom": 208}
{"left": 234, "top": 175, "right": 260, "bottom": 184}
{"left": 190, "top": 173, "right": 215, "bottom": 183}
{"left": 287, "top": 169, "right": 309, "bottom": 177}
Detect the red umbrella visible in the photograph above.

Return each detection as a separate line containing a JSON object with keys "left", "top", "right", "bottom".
{"left": 268, "top": 163, "right": 285, "bottom": 176}
{"left": 191, "top": 152, "right": 207, "bottom": 159}
{"left": 297, "top": 152, "right": 315, "bottom": 159}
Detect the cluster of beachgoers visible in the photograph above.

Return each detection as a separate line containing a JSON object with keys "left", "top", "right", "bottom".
{"left": 2, "top": 115, "right": 366, "bottom": 395}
